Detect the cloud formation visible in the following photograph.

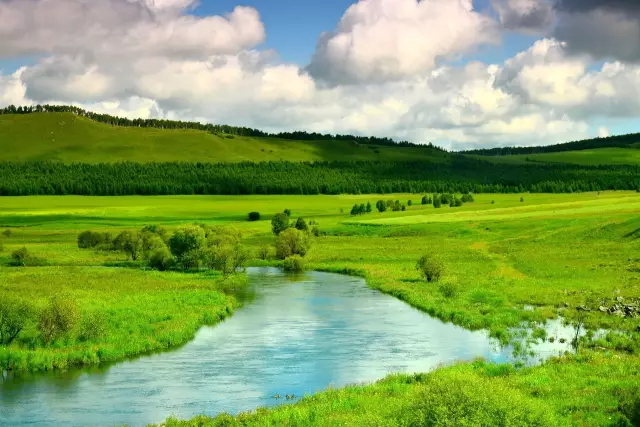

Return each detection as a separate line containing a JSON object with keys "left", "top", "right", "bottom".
{"left": 492, "top": 0, "right": 555, "bottom": 33}
{"left": 307, "top": 0, "right": 498, "bottom": 85}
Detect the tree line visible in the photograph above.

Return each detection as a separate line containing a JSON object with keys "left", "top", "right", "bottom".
{"left": 0, "top": 159, "right": 638, "bottom": 196}
{"left": 0, "top": 104, "right": 444, "bottom": 150}
{"left": 461, "top": 133, "right": 640, "bottom": 156}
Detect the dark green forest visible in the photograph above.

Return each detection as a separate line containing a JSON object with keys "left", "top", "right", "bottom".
{"left": 461, "top": 133, "right": 640, "bottom": 156}
{"left": 0, "top": 160, "right": 637, "bottom": 196}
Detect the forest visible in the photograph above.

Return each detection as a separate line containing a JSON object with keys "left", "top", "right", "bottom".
{"left": 0, "top": 159, "right": 638, "bottom": 196}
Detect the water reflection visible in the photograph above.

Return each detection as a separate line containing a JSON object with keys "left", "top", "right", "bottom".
{"left": 0, "top": 268, "right": 571, "bottom": 427}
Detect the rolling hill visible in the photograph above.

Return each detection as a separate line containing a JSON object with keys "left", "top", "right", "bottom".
{"left": 468, "top": 147, "right": 640, "bottom": 166}
{"left": 0, "top": 112, "right": 449, "bottom": 164}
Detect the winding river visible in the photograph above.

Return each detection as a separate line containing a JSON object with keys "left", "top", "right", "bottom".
{"left": 0, "top": 268, "right": 574, "bottom": 427}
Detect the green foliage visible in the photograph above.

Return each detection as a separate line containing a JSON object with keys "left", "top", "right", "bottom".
{"left": 38, "top": 295, "right": 79, "bottom": 344}
{"left": 350, "top": 204, "right": 367, "bottom": 216}
{"left": 77, "top": 230, "right": 108, "bottom": 249}
{"left": 0, "top": 297, "right": 32, "bottom": 345}
{"left": 78, "top": 311, "right": 107, "bottom": 342}
{"left": 461, "top": 193, "right": 475, "bottom": 203}
{"left": 248, "top": 212, "right": 260, "bottom": 221}
{"left": 113, "top": 230, "right": 143, "bottom": 261}
{"left": 366, "top": 201, "right": 372, "bottom": 213}
{"left": 271, "top": 213, "right": 290, "bottom": 235}
{"left": 295, "top": 217, "right": 309, "bottom": 232}
{"left": 416, "top": 254, "right": 444, "bottom": 283}
{"left": 275, "top": 228, "right": 311, "bottom": 259}
{"left": 433, "top": 196, "right": 442, "bottom": 209}
{"left": 141, "top": 224, "right": 169, "bottom": 242}
{"left": 10, "top": 247, "right": 34, "bottom": 267}
{"left": 376, "top": 200, "right": 387, "bottom": 212}
{"left": 2, "top": 229, "right": 12, "bottom": 238}
{"left": 147, "top": 246, "right": 175, "bottom": 271}
{"left": 439, "top": 283, "right": 457, "bottom": 298}
{"left": 521, "top": 197, "right": 525, "bottom": 202}
{"left": 284, "top": 209, "right": 292, "bottom": 216}
{"left": 407, "top": 200, "right": 412, "bottom": 206}
{"left": 258, "top": 244, "right": 272, "bottom": 260}
{"left": 283, "top": 255, "right": 306, "bottom": 273}
{"left": 169, "top": 225, "right": 206, "bottom": 266}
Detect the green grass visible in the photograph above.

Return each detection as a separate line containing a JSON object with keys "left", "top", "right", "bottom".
{"left": 468, "top": 147, "right": 640, "bottom": 165}
{"left": 1, "top": 192, "right": 639, "bottom": 424}
{"left": 0, "top": 113, "right": 448, "bottom": 163}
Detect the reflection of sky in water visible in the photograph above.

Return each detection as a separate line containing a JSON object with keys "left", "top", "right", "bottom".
{"left": 0, "top": 268, "right": 572, "bottom": 427}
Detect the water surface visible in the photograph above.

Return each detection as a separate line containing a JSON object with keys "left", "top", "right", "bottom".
{"left": 0, "top": 268, "right": 572, "bottom": 426}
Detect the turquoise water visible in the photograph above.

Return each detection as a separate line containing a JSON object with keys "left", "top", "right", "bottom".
{"left": 0, "top": 268, "right": 572, "bottom": 426}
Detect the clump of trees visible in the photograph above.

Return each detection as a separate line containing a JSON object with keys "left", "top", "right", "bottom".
{"left": 350, "top": 203, "right": 368, "bottom": 216}
{"left": 416, "top": 254, "right": 444, "bottom": 283}
{"left": 421, "top": 195, "right": 432, "bottom": 205}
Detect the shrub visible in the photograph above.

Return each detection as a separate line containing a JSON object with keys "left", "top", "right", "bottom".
{"left": 0, "top": 297, "right": 32, "bottom": 345}
{"left": 433, "top": 197, "right": 442, "bottom": 209}
{"left": 77, "top": 230, "right": 107, "bottom": 249}
{"left": 401, "top": 204, "right": 407, "bottom": 211}
{"left": 141, "top": 225, "right": 169, "bottom": 242}
{"left": 38, "top": 295, "right": 79, "bottom": 344}
{"left": 142, "top": 233, "right": 167, "bottom": 258}
{"left": 78, "top": 311, "right": 107, "bottom": 342}
{"left": 276, "top": 228, "right": 311, "bottom": 259}
{"left": 366, "top": 202, "right": 372, "bottom": 213}
{"left": 461, "top": 193, "right": 475, "bottom": 203}
{"left": 248, "top": 212, "right": 261, "bottom": 221}
{"left": 284, "top": 209, "right": 292, "bottom": 216}
{"left": 295, "top": 217, "right": 309, "bottom": 232}
{"left": 312, "top": 226, "right": 322, "bottom": 237}
{"left": 491, "top": 200, "right": 495, "bottom": 204}
{"left": 421, "top": 196, "right": 428, "bottom": 205}
{"left": 407, "top": 200, "right": 413, "bottom": 206}
{"left": 168, "top": 225, "right": 206, "bottom": 265}
{"left": 148, "top": 246, "right": 175, "bottom": 271}
{"left": 10, "top": 247, "right": 33, "bottom": 267}
{"left": 439, "top": 283, "right": 457, "bottom": 298}
{"left": 113, "top": 231, "right": 143, "bottom": 261}
{"left": 416, "top": 254, "right": 444, "bottom": 283}
{"left": 258, "top": 245, "right": 272, "bottom": 260}
{"left": 206, "top": 225, "right": 243, "bottom": 247}
{"left": 2, "top": 229, "right": 12, "bottom": 238}
{"left": 283, "top": 255, "right": 306, "bottom": 273}
{"left": 520, "top": 197, "right": 525, "bottom": 202}
{"left": 376, "top": 200, "right": 387, "bottom": 213}
{"left": 271, "top": 213, "right": 290, "bottom": 235}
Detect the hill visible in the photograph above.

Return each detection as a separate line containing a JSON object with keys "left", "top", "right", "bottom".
{"left": 467, "top": 147, "right": 640, "bottom": 166}
{"left": 0, "top": 112, "right": 449, "bottom": 164}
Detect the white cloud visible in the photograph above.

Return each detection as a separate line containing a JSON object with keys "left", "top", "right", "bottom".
{"left": 307, "top": 0, "right": 499, "bottom": 85}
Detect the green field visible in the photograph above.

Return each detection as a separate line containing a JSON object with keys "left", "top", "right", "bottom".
{"left": 0, "top": 113, "right": 448, "bottom": 163}
{"left": 1, "top": 192, "right": 639, "bottom": 425}
{"left": 470, "top": 147, "right": 640, "bottom": 165}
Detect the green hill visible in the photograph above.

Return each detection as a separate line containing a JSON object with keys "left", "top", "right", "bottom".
{"left": 0, "top": 113, "right": 449, "bottom": 164}
{"left": 467, "top": 147, "right": 640, "bottom": 166}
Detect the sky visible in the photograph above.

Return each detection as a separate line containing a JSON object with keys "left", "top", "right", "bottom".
{"left": 1, "top": 0, "right": 639, "bottom": 150}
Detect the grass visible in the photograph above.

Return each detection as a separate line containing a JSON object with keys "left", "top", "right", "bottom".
{"left": 0, "top": 192, "right": 639, "bottom": 424}
{"left": 468, "top": 147, "right": 640, "bottom": 165}
{"left": 0, "top": 113, "right": 448, "bottom": 163}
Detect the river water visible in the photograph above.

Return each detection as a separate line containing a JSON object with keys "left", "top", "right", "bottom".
{"left": 0, "top": 268, "right": 573, "bottom": 426}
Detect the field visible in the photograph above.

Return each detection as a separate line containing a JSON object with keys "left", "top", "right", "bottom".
{"left": 470, "top": 147, "right": 640, "bottom": 165}
{"left": 1, "top": 192, "right": 639, "bottom": 425}
{"left": 0, "top": 113, "right": 447, "bottom": 163}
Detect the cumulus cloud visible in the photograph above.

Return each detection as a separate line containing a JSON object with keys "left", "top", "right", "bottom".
{"left": 491, "top": 0, "right": 555, "bottom": 33}
{"left": 307, "top": 0, "right": 499, "bottom": 85}
{"left": 553, "top": 0, "right": 640, "bottom": 62}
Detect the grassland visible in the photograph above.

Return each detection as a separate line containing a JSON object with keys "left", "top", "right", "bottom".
{"left": 1, "top": 192, "right": 639, "bottom": 425}
{"left": 469, "top": 147, "right": 640, "bottom": 165}
{"left": 0, "top": 113, "right": 448, "bottom": 163}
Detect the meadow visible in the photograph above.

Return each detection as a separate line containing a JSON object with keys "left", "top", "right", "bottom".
{"left": 471, "top": 147, "right": 640, "bottom": 166}
{"left": 1, "top": 192, "right": 639, "bottom": 425}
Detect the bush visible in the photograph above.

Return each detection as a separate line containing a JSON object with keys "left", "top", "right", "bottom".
{"left": 141, "top": 224, "right": 169, "bottom": 242}
{"left": 312, "top": 226, "right": 322, "bottom": 237}
{"left": 2, "top": 229, "right": 12, "bottom": 238}
{"left": 407, "top": 200, "right": 413, "bottom": 206}
{"left": 248, "top": 212, "right": 261, "bottom": 221}
{"left": 376, "top": 200, "right": 387, "bottom": 213}
{"left": 113, "top": 231, "right": 143, "bottom": 261}
{"left": 0, "top": 297, "right": 32, "bottom": 345}
{"left": 10, "top": 247, "right": 33, "bottom": 267}
{"left": 168, "top": 225, "right": 206, "bottom": 266}
{"left": 401, "top": 204, "right": 407, "bottom": 211}
{"left": 38, "top": 295, "right": 79, "bottom": 344}
{"left": 366, "top": 202, "right": 372, "bottom": 213}
{"left": 520, "top": 197, "right": 525, "bottom": 202}
{"left": 461, "top": 193, "right": 475, "bottom": 203}
{"left": 283, "top": 255, "right": 306, "bottom": 273}
{"left": 491, "top": 200, "right": 495, "bottom": 204}
{"left": 295, "top": 217, "right": 309, "bottom": 232}
{"left": 276, "top": 228, "right": 311, "bottom": 259}
{"left": 416, "top": 254, "right": 444, "bottom": 282}
{"left": 148, "top": 246, "right": 175, "bottom": 271}
{"left": 271, "top": 213, "right": 290, "bottom": 235}
{"left": 258, "top": 245, "right": 272, "bottom": 260}
{"left": 78, "top": 311, "right": 107, "bottom": 342}
{"left": 284, "top": 209, "right": 292, "bottom": 217}
{"left": 421, "top": 195, "right": 430, "bottom": 205}
{"left": 433, "top": 197, "right": 442, "bottom": 209}
{"left": 206, "top": 225, "right": 243, "bottom": 247}
{"left": 439, "top": 283, "right": 457, "bottom": 298}
{"left": 77, "top": 230, "right": 107, "bottom": 249}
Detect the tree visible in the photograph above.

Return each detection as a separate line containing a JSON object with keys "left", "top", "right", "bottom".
{"left": 376, "top": 200, "right": 387, "bottom": 213}
{"left": 38, "top": 295, "right": 79, "bottom": 344}
{"left": 10, "top": 247, "right": 32, "bottom": 267}
{"left": 359, "top": 203, "right": 366, "bottom": 214}
{"left": 461, "top": 193, "right": 475, "bottom": 203}
{"left": 147, "top": 245, "right": 175, "bottom": 271}
{"left": 366, "top": 202, "right": 372, "bottom": 213}
{"left": 77, "top": 231, "right": 106, "bottom": 249}
{"left": 276, "top": 228, "right": 311, "bottom": 259}
{"left": 283, "top": 255, "right": 306, "bottom": 273}
{"left": 258, "top": 244, "right": 272, "bottom": 260}
{"left": 407, "top": 200, "right": 413, "bottom": 206}
{"left": 416, "top": 254, "right": 444, "bottom": 283}
{"left": 433, "top": 197, "right": 442, "bottom": 209}
{"left": 141, "top": 225, "right": 169, "bottom": 243}
{"left": 284, "top": 209, "right": 292, "bottom": 217}
{"left": 421, "top": 196, "right": 429, "bottom": 205}
{"left": 0, "top": 297, "right": 32, "bottom": 345}
{"left": 113, "top": 231, "right": 143, "bottom": 261}
{"left": 168, "top": 225, "right": 206, "bottom": 267}
{"left": 248, "top": 212, "right": 261, "bottom": 221}
{"left": 295, "top": 217, "right": 309, "bottom": 232}
{"left": 271, "top": 213, "right": 290, "bottom": 235}
{"left": 520, "top": 197, "right": 525, "bottom": 202}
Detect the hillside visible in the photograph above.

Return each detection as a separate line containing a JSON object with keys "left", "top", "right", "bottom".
{"left": 0, "top": 112, "right": 449, "bottom": 164}
{"left": 467, "top": 147, "right": 640, "bottom": 166}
